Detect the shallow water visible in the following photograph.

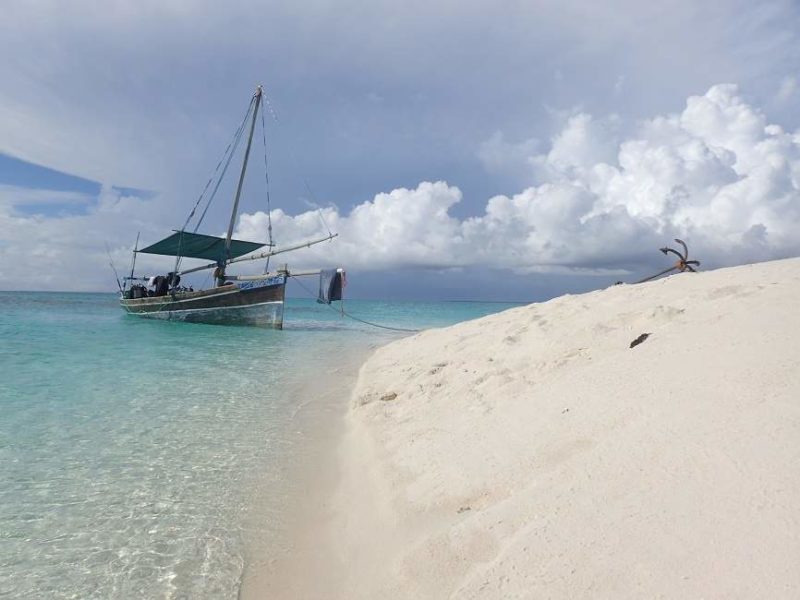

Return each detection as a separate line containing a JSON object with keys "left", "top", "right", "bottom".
{"left": 0, "top": 292, "right": 520, "bottom": 598}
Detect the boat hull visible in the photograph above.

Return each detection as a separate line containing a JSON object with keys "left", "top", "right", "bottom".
{"left": 120, "top": 277, "right": 286, "bottom": 328}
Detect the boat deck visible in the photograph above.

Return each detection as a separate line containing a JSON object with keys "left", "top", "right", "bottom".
{"left": 121, "top": 284, "right": 239, "bottom": 306}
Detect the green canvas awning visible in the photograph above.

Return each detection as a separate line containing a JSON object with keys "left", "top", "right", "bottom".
{"left": 138, "top": 231, "right": 266, "bottom": 261}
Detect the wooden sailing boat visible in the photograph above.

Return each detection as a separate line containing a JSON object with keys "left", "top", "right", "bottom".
{"left": 119, "top": 85, "right": 342, "bottom": 328}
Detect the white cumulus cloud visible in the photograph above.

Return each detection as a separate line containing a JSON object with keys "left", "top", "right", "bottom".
{"left": 236, "top": 84, "right": 800, "bottom": 273}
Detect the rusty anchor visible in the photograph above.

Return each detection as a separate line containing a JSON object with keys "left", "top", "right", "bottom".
{"left": 634, "top": 238, "right": 700, "bottom": 284}
{"left": 614, "top": 239, "right": 701, "bottom": 285}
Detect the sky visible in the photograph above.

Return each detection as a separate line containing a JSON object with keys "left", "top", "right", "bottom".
{"left": 1, "top": 0, "right": 799, "bottom": 300}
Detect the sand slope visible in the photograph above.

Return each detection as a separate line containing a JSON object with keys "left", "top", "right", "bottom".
{"left": 334, "top": 258, "right": 800, "bottom": 599}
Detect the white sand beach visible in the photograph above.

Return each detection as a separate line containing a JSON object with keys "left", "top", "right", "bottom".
{"left": 255, "top": 258, "right": 800, "bottom": 599}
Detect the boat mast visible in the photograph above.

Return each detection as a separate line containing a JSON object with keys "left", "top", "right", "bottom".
{"left": 224, "top": 85, "right": 263, "bottom": 262}
{"left": 128, "top": 232, "right": 140, "bottom": 282}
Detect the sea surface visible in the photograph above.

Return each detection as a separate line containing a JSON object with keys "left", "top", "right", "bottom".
{"left": 0, "top": 291, "right": 521, "bottom": 599}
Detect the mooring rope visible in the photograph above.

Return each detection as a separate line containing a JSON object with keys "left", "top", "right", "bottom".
{"left": 337, "top": 309, "right": 421, "bottom": 333}
{"left": 259, "top": 89, "right": 334, "bottom": 238}
{"left": 290, "top": 276, "right": 421, "bottom": 333}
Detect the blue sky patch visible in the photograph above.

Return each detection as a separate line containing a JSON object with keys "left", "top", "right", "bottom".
{"left": 1, "top": 154, "right": 154, "bottom": 218}
{"left": 0, "top": 152, "right": 101, "bottom": 196}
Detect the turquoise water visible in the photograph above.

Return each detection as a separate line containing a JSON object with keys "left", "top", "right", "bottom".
{"left": 0, "top": 292, "right": 521, "bottom": 599}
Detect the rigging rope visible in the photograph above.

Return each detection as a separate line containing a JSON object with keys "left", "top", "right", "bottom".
{"left": 260, "top": 98, "right": 274, "bottom": 273}
{"left": 260, "top": 101, "right": 274, "bottom": 246}
{"left": 260, "top": 90, "right": 334, "bottom": 238}
{"left": 193, "top": 97, "right": 255, "bottom": 233}
{"left": 182, "top": 98, "right": 254, "bottom": 233}
{"left": 171, "top": 97, "right": 254, "bottom": 273}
